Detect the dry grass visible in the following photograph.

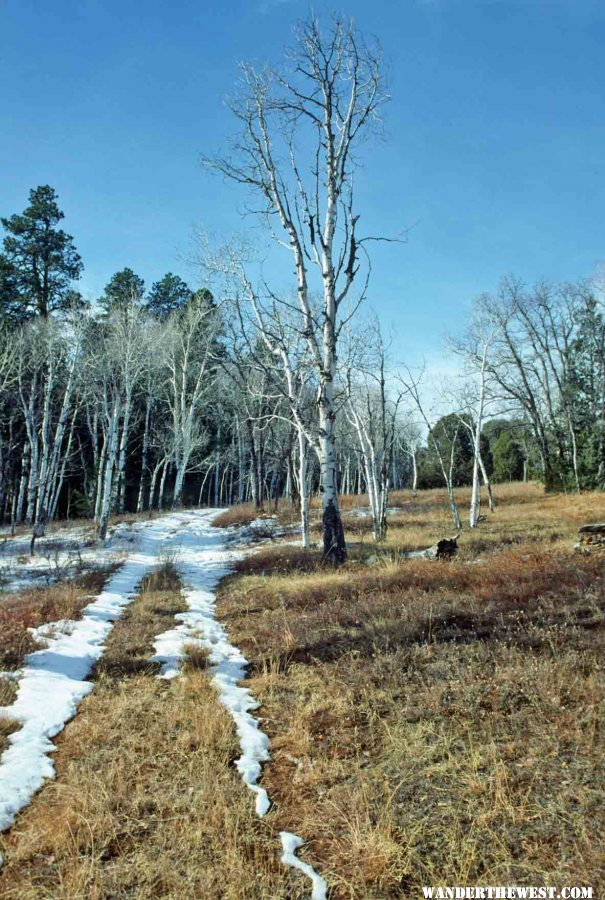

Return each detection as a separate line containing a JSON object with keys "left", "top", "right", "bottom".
{"left": 0, "top": 566, "right": 119, "bottom": 671}
{"left": 0, "top": 562, "right": 306, "bottom": 898}
{"left": 211, "top": 503, "right": 271, "bottom": 529}
{"left": 2, "top": 483, "right": 604, "bottom": 897}
{"left": 0, "top": 677, "right": 20, "bottom": 756}
{"left": 216, "top": 482, "right": 605, "bottom": 897}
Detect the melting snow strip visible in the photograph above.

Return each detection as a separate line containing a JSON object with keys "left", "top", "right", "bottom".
{"left": 281, "top": 832, "right": 328, "bottom": 900}
{"left": 150, "top": 510, "right": 327, "bottom": 899}
{"left": 0, "top": 511, "right": 200, "bottom": 863}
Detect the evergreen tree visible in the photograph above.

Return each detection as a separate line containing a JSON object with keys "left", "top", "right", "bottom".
{"left": 483, "top": 419, "right": 529, "bottom": 483}
{"left": 0, "top": 254, "right": 20, "bottom": 321}
{"left": 491, "top": 430, "right": 525, "bottom": 482}
{"left": 146, "top": 272, "right": 192, "bottom": 320}
{"left": 100, "top": 268, "right": 145, "bottom": 313}
{"left": 419, "top": 413, "right": 474, "bottom": 488}
{"left": 0, "top": 185, "right": 83, "bottom": 320}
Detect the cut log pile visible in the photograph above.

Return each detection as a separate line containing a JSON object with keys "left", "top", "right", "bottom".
{"left": 576, "top": 523, "right": 605, "bottom": 553}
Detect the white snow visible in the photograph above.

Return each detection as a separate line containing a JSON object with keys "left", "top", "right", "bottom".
{"left": 0, "top": 522, "right": 132, "bottom": 594}
{"left": 281, "top": 832, "right": 328, "bottom": 900}
{"left": 150, "top": 512, "right": 272, "bottom": 814}
{"left": 150, "top": 510, "right": 327, "bottom": 895}
{"left": 0, "top": 512, "right": 196, "bottom": 837}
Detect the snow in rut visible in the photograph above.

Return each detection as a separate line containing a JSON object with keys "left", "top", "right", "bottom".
{"left": 0, "top": 512, "right": 190, "bottom": 838}
{"left": 151, "top": 510, "right": 328, "bottom": 899}
{"left": 0, "top": 509, "right": 327, "bottom": 897}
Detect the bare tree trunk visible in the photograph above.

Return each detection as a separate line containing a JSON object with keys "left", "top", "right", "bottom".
{"left": 198, "top": 465, "right": 213, "bottom": 506}
{"left": 478, "top": 451, "right": 495, "bottom": 512}
{"left": 213, "top": 419, "right": 221, "bottom": 507}
{"left": 246, "top": 419, "right": 262, "bottom": 510}
{"left": 411, "top": 449, "right": 418, "bottom": 495}
{"left": 16, "top": 442, "right": 29, "bottom": 526}
{"left": 236, "top": 417, "right": 245, "bottom": 503}
{"left": 297, "top": 427, "right": 310, "bottom": 549}
{"left": 137, "top": 396, "right": 152, "bottom": 513}
{"left": 115, "top": 394, "right": 132, "bottom": 514}
{"left": 157, "top": 458, "right": 170, "bottom": 510}
{"left": 97, "top": 398, "right": 121, "bottom": 541}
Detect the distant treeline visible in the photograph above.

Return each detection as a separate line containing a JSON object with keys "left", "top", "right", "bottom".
{"left": 0, "top": 187, "right": 603, "bottom": 546}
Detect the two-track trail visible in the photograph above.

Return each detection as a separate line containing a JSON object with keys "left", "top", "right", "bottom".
{"left": 0, "top": 509, "right": 326, "bottom": 897}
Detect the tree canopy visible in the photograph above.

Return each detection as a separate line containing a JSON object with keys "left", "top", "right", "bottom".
{"left": 0, "top": 185, "right": 83, "bottom": 320}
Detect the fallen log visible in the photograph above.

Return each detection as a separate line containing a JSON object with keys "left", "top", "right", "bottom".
{"left": 404, "top": 533, "right": 460, "bottom": 560}
{"left": 578, "top": 523, "right": 605, "bottom": 535}
{"left": 575, "top": 523, "right": 605, "bottom": 553}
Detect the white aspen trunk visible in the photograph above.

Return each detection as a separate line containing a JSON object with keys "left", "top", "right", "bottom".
{"left": 318, "top": 150, "right": 346, "bottom": 563}
{"left": 198, "top": 466, "right": 213, "bottom": 506}
{"left": 16, "top": 442, "right": 30, "bottom": 526}
{"left": 94, "top": 430, "right": 108, "bottom": 522}
{"left": 148, "top": 457, "right": 163, "bottom": 512}
{"left": 236, "top": 417, "right": 245, "bottom": 503}
{"left": 157, "top": 458, "right": 169, "bottom": 510}
{"left": 411, "top": 449, "right": 418, "bottom": 495}
{"left": 10, "top": 485, "right": 18, "bottom": 536}
{"left": 477, "top": 451, "right": 495, "bottom": 512}
{"left": 39, "top": 352, "right": 78, "bottom": 527}
{"left": 297, "top": 426, "right": 310, "bottom": 549}
{"left": 136, "top": 396, "right": 152, "bottom": 513}
{"left": 115, "top": 393, "right": 132, "bottom": 514}
{"left": 24, "top": 426, "right": 39, "bottom": 526}
{"left": 567, "top": 411, "right": 581, "bottom": 493}
{"left": 447, "top": 428, "right": 462, "bottom": 532}
{"left": 470, "top": 341, "right": 489, "bottom": 528}
{"left": 319, "top": 395, "right": 345, "bottom": 561}
{"left": 469, "top": 454, "right": 481, "bottom": 528}
{"left": 220, "top": 464, "right": 229, "bottom": 506}
{"left": 347, "top": 398, "right": 384, "bottom": 542}
{"left": 49, "top": 413, "right": 77, "bottom": 522}
{"left": 213, "top": 419, "right": 221, "bottom": 507}
{"left": 173, "top": 464, "right": 186, "bottom": 509}
{"left": 97, "top": 398, "right": 121, "bottom": 541}
{"left": 32, "top": 359, "right": 54, "bottom": 542}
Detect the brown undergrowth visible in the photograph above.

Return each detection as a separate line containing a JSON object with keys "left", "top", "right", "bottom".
{"left": 1, "top": 484, "right": 604, "bottom": 897}
{"left": 0, "top": 566, "right": 119, "bottom": 671}
{"left": 216, "top": 483, "right": 605, "bottom": 897}
{"left": 0, "top": 567, "right": 120, "bottom": 757}
{"left": 0, "top": 561, "right": 305, "bottom": 898}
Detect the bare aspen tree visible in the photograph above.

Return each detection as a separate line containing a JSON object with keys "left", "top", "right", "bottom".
{"left": 449, "top": 315, "right": 497, "bottom": 527}
{"left": 218, "top": 272, "right": 320, "bottom": 546}
{"left": 344, "top": 321, "right": 403, "bottom": 541}
{"left": 14, "top": 319, "right": 82, "bottom": 553}
{"left": 84, "top": 304, "right": 148, "bottom": 539}
{"left": 400, "top": 370, "right": 462, "bottom": 531}
{"left": 162, "top": 293, "right": 218, "bottom": 507}
{"left": 476, "top": 279, "right": 583, "bottom": 492}
{"left": 398, "top": 415, "right": 422, "bottom": 495}
{"left": 204, "top": 15, "right": 389, "bottom": 563}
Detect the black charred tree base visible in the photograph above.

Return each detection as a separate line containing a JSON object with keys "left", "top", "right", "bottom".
{"left": 322, "top": 498, "right": 347, "bottom": 565}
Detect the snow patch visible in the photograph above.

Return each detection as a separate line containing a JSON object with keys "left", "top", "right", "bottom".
{"left": 0, "top": 512, "right": 199, "bottom": 846}
{"left": 281, "top": 832, "right": 328, "bottom": 900}
{"left": 150, "top": 511, "right": 327, "bottom": 895}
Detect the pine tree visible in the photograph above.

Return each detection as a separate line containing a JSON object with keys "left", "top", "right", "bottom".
{"left": 146, "top": 272, "right": 192, "bottom": 320}
{"left": 0, "top": 185, "right": 83, "bottom": 320}
{"left": 99, "top": 268, "right": 145, "bottom": 313}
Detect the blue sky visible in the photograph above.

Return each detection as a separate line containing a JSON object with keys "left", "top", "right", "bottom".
{"left": 1, "top": 0, "right": 604, "bottom": 363}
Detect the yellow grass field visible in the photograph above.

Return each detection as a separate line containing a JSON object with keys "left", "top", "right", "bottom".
{"left": 1, "top": 483, "right": 604, "bottom": 898}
